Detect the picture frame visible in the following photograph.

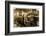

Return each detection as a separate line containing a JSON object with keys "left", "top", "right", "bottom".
{"left": 5, "top": 1, "right": 45, "bottom": 35}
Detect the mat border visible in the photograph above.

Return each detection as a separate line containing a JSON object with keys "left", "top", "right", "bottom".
{"left": 5, "top": 1, "right": 45, "bottom": 35}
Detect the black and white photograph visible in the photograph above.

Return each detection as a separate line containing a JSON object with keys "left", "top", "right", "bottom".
{"left": 14, "top": 8, "right": 39, "bottom": 27}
